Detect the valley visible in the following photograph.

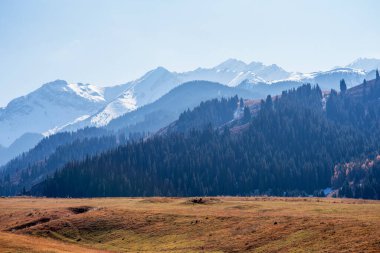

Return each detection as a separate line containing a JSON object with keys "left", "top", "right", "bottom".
{"left": 0, "top": 197, "right": 379, "bottom": 252}
{"left": 2, "top": 2, "right": 380, "bottom": 252}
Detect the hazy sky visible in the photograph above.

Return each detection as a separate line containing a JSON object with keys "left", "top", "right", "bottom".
{"left": 1, "top": 0, "right": 380, "bottom": 107}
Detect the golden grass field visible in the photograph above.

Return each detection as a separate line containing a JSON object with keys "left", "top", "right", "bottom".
{"left": 0, "top": 197, "right": 379, "bottom": 252}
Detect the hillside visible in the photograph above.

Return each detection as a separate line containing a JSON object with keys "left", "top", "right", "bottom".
{"left": 106, "top": 81, "right": 255, "bottom": 133}
{"left": 0, "top": 81, "right": 254, "bottom": 196}
{"left": 0, "top": 133, "right": 43, "bottom": 166}
{"left": 0, "top": 197, "right": 379, "bottom": 252}
{"left": 0, "top": 128, "right": 115, "bottom": 195}
{"left": 32, "top": 74, "right": 380, "bottom": 198}
{"left": 3, "top": 74, "right": 380, "bottom": 198}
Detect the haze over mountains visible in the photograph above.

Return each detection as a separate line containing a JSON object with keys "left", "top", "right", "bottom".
{"left": 0, "top": 57, "right": 379, "bottom": 167}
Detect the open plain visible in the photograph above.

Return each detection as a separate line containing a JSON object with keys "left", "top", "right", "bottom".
{"left": 0, "top": 197, "right": 379, "bottom": 252}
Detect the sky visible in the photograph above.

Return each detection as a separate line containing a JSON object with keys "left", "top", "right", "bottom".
{"left": 1, "top": 0, "right": 380, "bottom": 107}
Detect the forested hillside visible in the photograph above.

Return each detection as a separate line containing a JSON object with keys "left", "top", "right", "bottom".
{"left": 0, "top": 128, "right": 144, "bottom": 195}
{"left": 332, "top": 155, "right": 380, "bottom": 199}
{"left": 158, "top": 96, "right": 251, "bottom": 135}
{"left": 0, "top": 81, "right": 252, "bottom": 195}
{"left": 33, "top": 74, "right": 380, "bottom": 198}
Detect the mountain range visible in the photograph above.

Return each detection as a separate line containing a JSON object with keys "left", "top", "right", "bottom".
{"left": 29, "top": 77, "right": 380, "bottom": 199}
{"left": 0, "top": 57, "right": 379, "bottom": 166}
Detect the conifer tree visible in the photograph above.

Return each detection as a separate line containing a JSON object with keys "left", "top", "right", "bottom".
{"left": 243, "top": 106, "right": 251, "bottom": 122}
{"left": 340, "top": 79, "right": 347, "bottom": 93}
{"left": 265, "top": 95, "right": 273, "bottom": 110}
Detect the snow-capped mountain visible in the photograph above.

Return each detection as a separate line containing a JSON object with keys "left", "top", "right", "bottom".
{"left": 0, "top": 80, "right": 107, "bottom": 147}
{"left": 91, "top": 67, "right": 181, "bottom": 126}
{"left": 346, "top": 58, "right": 380, "bottom": 72}
{"left": 61, "top": 67, "right": 182, "bottom": 131}
{"left": 1, "top": 57, "right": 380, "bottom": 166}
{"left": 63, "top": 60, "right": 291, "bottom": 131}
{"left": 251, "top": 64, "right": 290, "bottom": 81}
{"left": 179, "top": 59, "right": 291, "bottom": 86}
{"left": 283, "top": 67, "right": 370, "bottom": 90}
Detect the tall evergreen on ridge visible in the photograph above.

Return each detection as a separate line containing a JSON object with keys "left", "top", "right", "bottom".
{"left": 243, "top": 106, "right": 251, "bottom": 123}
{"left": 340, "top": 79, "right": 347, "bottom": 93}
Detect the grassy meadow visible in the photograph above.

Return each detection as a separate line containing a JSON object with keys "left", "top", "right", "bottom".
{"left": 0, "top": 197, "right": 379, "bottom": 252}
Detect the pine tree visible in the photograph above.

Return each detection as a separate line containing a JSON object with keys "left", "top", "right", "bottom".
{"left": 340, "top": 79, "right": 347, "bottom": 93}
{"left": 265, "top": 95, "right": 273, "bottom": 110}
{"left": 239, "top": 98, "right": 244, "bottom": 108}
{"left": 243, "top": 106, "right": 251, "bottom": 123}
{"left": 376, "top": 69, "right": 380, "bottom": 80}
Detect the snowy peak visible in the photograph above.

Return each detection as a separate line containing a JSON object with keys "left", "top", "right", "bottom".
{"left": 322, "top": 67, "right": 366, "bottom": 75}
{"left": 0, "top": 80, "right": 107, "bottom": 147}
{"left": 179, "top": 59, "right": 290, "bottom": 86}
{"left": 213, "top": 59, "right": 247, "bottom": 72}
{"left": 143, "top": 66, "right": 172, "bottom": 78}
{"left": 253, "top": 64, "right": 290, "bottom": 81}
{"left": 41, "top": 79, "right": 67, "bottom": 88}
{"left": 2, "top": 58, "right": 378, "bottom": 148}
{"left": 74, "top": 66, "right": 182, "bottom": 128}
{"left": 131, "top": 66, "right": 181, "bottom": 105}
{"left": 21, "top": 80, "right": 106, "bottom": 106}
{"left": 212, "top": 59, "right": 290, "bottom": 82}
{"left": 346, "top": 58, "right": 380, "bottom": 72}
{"left": 133, "top": 66, "right": 175, "bottom": 90}
{"left": 246, "top": 61, "right": 265, "bottom": 71}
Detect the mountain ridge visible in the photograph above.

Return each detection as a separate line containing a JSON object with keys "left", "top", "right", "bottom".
{"left": 1, "top": 58, "right": 379, "bottom": 165}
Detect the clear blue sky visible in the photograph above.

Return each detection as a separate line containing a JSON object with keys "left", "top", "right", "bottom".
{"left": 1, "top": 0, "right": 379, "bottom": 107}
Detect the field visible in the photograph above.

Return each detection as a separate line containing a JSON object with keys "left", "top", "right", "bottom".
{"left": 0, "top": 197, "right": 379, "bottom": 252}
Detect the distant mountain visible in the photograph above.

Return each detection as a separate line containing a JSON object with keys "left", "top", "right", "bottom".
{"left": 64, "top": 62, "right": 284, "bottom": 131}
{"left": 0, "top": 80, "right": 255, "bottom": 195}
{"left": 179, "top": 59, "right": 291, "bottom": 86}
{"left": 297, "top": 68, "right": 369, "bottom": 90}
{"left": 2, "top": 58, "right": 379, "bottom": 165}
{"left": 64, "top": 67, "right": 182, "bottom": 130}
{"left": 0, "top": 130, "right": 132, "bottom": 196}
{"left": 0, "top": 80, "right": 108, "bottom": 147}
{"left": 32, "top": 79, "right": 380, "bottom": 198}
{"left": 238, "top": 80, "right": 302, "bottom": 97}
{"left": 346, "top": 58, "right": 380, "bottom": 72}
{"left": 106, "top": 81, "right": 256, "bottom": 133}
{"left": 0, "top": 127, "right": 115, "bottom": 195}
{"left": 0, "top": 133, "right": 43, "bottom": 166}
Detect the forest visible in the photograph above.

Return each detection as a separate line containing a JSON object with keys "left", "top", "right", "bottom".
{"left": 33, "top": 73, "right": 380, "bottom": 199}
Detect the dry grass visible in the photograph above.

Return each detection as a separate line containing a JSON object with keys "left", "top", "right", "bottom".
{"left": 0, "top": 197, "right": 379, "bottom": 252}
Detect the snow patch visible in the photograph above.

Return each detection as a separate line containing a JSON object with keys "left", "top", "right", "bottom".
{"left": 90, "top": 89, "right": 137, "bottom": 127}
{"left": 68, "top": 83, "right": 105, "bottom": 102}
{"left": 43, "top": 114, "right": 91, "bottom": 136}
